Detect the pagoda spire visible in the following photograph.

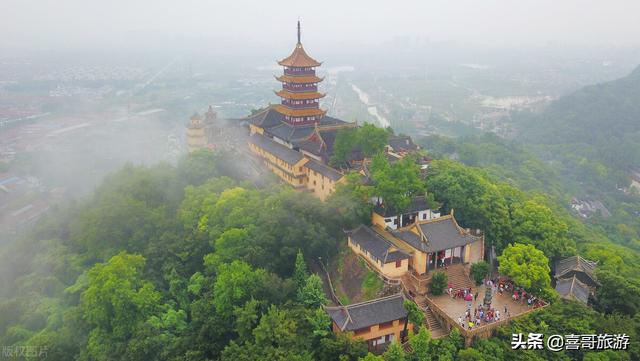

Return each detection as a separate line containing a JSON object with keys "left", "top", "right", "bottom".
{"left": 275, "top": 20, "right": 325, "bottom": 126}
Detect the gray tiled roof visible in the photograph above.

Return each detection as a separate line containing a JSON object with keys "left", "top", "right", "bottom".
{"left": 387, "top": 135, "right": 418, "bottom": 152}
{"left": 393, "top": 216, "right": 478, "bottom": 253}
{"left": 374, "top": 196, "right": 430, "bottom": 217}
{"left": 349, "top": 225, "right": 410, "bottom": 264}
{"left": 244, "top": 107, "right": 350, "bottom": 144}
{"left": 555, "top": 256, "right": 597, "bottom": 282}
{"left": 297, "top": 138, "right": 329, "bottom": 160}
{"left": 294, "top": 128, "right": 340, "bottom": 162}
{"left": 556, "top": 275, "right": 591, "bottom": 304}
{"left": 418, "top": 217, "right": 477, "bottom": 251}
{"left": 248, "top": 133, "right": 304, "bottom": 165}
{"left": 267, "top": 122, "right": 316, "bottom": 143}
{"left": 305, "top": 159, "right": 343, "bottom": 182}
{"left": 325, "top": 293, "right": 408, "bottom": 331}
{"left": 244, "top": 107, "right": 282, "bottom": 129}
{"left": 392, "top": 229, "right": 428, "bottom": 252}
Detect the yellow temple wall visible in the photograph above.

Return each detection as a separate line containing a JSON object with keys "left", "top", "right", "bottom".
{"left": 305, "top": 168, "right": 343, "bottom": 201}
{"left": 466, "top": 238, "right": 484, "bottom": 264}
{"left": 187, "top": 128, "right": 205, "bottom": 153}
{"left": 347, "top": 237, "right": 408, "bottom": 279}
{"left": 249, "top": 124, "right": 264, "bottom": 135}
{"left": 248, "top": 142, "right": 308, "bottom": 187}
{"left": 371, "top": 212, "right": 387, "bottom": 229}
{"left": 332, "top": 320, "right": 412, "bottom": 345}
{"left": 411, "top": 251, "right": 428, "bottom": 275}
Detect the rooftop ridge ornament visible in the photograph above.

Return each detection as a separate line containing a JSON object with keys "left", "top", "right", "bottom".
{"left": 297, "top": 19, "right": 301, "bottom": 44}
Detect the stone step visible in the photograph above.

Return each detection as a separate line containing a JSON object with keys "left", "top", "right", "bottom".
{"left": 423, "top": 307, "right": 447, "bottom": 338}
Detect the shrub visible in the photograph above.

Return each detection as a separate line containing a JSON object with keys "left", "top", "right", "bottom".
{"left": 430, "top": 271, "right": 448, "bottom": 296}
{"left": 470, "top": 261, "right": 490, "bottom": 285}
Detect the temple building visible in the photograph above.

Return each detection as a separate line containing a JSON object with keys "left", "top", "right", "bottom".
{"left": 176, "top": 21, "right": 426, "bottom": 200}
{"left": 554, "top": 255, "right": 600, "bottom": 304}
{"left": 373, "top": 196, "right": 441, "bottom": 230}
{"left": 186, "top": 106, "right": 219, "bottom": 153}
{"left": 241, "top": 21, "right": 359, "bottom": 200}
{"left": 347, "top": 204, "right": 484, "bottom": 280}
{"left": 325, "top": 293, "right": 412, "bottom": 352}
{"left": 186, "top": 112, "right": 206, "bottom": 153}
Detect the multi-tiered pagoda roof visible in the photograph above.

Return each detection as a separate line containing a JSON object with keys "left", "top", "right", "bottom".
{"left": 242, "top": 21, "right": 355, "bottom": 163}
{"left": 272, "top": 21, "right": 326, "bottom": 125}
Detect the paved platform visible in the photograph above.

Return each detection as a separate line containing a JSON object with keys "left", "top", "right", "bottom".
{"left": 430, "top": 284, "right": 533, "bottom": 328}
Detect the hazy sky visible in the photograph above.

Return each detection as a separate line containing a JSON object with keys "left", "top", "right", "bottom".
{"left": 3, "top": 0, "right": 640, "bottom": 53}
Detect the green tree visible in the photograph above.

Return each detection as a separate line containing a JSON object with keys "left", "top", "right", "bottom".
{"left": 213, "top": 261, "right": 266, "bottom": 320}
{"left": 187, "top": 271, "right": 205, "bottom": 297}
{"left": 298, "top": 274, "right": 328, "bottom": 308}
{"left": 327, "top": 172, "right": 374, "bottom": 227}
{"left": 383, "top": 342, "right": 406, "bottom": 361}
{"left": 319, "top": 332, "right": 368, "bottom": 361}
{"left": 430, "top": 272, "right": 448, "bottom": 296}
{"left": 357, "top": 123, "right": 389, "bottom": 157}
{"left": 457, "top": 348, "right": 484, "bottom": 361}
{"left": 360, "top": 353, "right": 384, "bottom": 361}
{"left": 470, "top": 261, "right": 490, "bottom": 285}
{"left": 594, "top": 270, "right": 640, "bottom": 316}
{"left": 403, "top": 300, "right": 425, "bottom": 332}
{"left": 370, "top": 153, "right": 425, "bottom": 212}
{"left": 511, "top": 199, "right": 575, "bottom": 259}
{"left": 294, "top": 249, "right": 309, "bottom": 290}
{"left": 498, "top": 243, "right": 551, "bottom": 295}
{"left": 330, "top": 128, "right": 358, "bottom": 167}
{"left": 80, "top": 252, "right": 161, "bottom": 359}
{"left": 204, "top": 227, "right": 256, "bottom": 272}
{"left": 329, "top": 123, "right": 389, "bottom": 167}
{"left": 307, "top": 307, "right": 332, "bottom": 338}
{"left": 222, "top": 305, "right": 314, "bottom": 361}
{"left": 425, "top": 160, "right": 512, "bottom": 253}
{"left": 233, "top": 299, "right": 261, "bottom": 343}
{"left": 408, "top": 327, "right": 431, "bottom": 361}
{"left": 177, "top": 148, "right": 219, "bottom": 185}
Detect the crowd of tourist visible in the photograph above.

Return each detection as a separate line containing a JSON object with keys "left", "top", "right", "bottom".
{"left": 496, "top": 277, "right": 545, "bottom": 309}
{"left": 458, "top": 304, "right": 503, "bottom": 330}
{"left": 449, "top": 277, "right": 545, "bottom": 330}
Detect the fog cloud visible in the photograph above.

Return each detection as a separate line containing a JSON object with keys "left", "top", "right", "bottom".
{"left": 3, "top": 0, "right": 640, "bottom": 54}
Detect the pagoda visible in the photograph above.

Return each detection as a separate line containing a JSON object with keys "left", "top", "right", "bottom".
{"left": 274, "top": 21, "right": 326, "bottom": 126}
{"left": 240, "top": 21, "right": 358, "bottom": 200}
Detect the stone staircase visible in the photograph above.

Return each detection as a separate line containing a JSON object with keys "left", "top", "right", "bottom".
{"left": 444, "top": 264, "right": 475, "bottom": 292}
{"left": 414, "top": 296, "right": 447, "bottom": 339}
{"left": 424, "top": 307, "right": 447, "bottom": 338}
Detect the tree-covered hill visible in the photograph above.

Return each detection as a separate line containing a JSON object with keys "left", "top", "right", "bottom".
{"left": 2, "top": 143, "right": 640, "bottom": 360}
{"left": 515, "top": 65, "right": 640, "bottom": 187}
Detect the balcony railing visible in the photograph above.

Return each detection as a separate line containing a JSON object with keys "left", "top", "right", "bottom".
{"left": 282, "top": 84, "right": 318, "bottom": 92}
{"left": 281, "top": 101, "right": 319, "bottom": 109}
{"left": 284, "top": 68, "right": 315, "bottom": 76}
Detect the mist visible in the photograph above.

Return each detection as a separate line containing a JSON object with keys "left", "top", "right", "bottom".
{"left": 2, "top": 1, "right": 640, "bottom": 237}
{"left": 3, "top": 0, "right": 640, "bottom": 54}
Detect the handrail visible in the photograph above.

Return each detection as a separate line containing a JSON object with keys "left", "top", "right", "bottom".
{"left": 316, "top": 259, "right": 342, "bottom": 306}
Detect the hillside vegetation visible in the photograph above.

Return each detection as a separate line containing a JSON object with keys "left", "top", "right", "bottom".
{"left": 517, "top": 65, "right": 640, "bottom": 188}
